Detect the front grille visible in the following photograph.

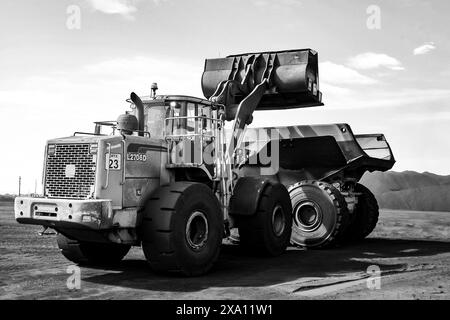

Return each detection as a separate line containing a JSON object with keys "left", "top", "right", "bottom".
{"left": 45, "top": 144, "right": 96, "bottom": 199}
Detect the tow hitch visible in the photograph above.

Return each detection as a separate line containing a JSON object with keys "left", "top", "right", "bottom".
{"left": 38, "top": 226, "right": 57, "bottom": 236}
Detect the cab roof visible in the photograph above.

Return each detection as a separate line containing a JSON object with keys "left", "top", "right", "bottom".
{"left": 126, "top": 95, "right": 216, "bottom": 107}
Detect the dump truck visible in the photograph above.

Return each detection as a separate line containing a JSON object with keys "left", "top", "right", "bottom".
{"left": 238, "top": 124, "right": 394, "bottom": 248}
{"left": 14, "top": 49, "right": 394, "bottom": 276}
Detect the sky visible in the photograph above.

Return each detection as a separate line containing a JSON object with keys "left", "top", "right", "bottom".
{"left": 0, "top": 0, "right": 449, "bottom": 194}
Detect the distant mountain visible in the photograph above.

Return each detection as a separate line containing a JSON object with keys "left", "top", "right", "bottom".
{"left": 360, "top": 171, "right": 450, "bottom": 212}
{"left": 2, "top": 172, "right": 448, "bottom": 211}
{"left": 0, "top": 194, "right": 15, "bottom": 202}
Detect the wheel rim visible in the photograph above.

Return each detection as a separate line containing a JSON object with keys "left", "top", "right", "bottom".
{"left": 185, "top": 211, "right": 209, "bottom": 250}
{"left": 272, "top": 204, "right": 286, "bottom": 237}
{"left": 294, "top": 201, "right": 322, "bottom": 232}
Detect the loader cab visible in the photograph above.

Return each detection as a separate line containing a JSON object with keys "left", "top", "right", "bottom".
{"left": 127, "top": 95, "right": 223, "bottom": 178}
{"left": 128, "top": 95, "right": 220, "bottom": 141}
{"left": 163, "top": 96, "right": 223, "bottom": 175}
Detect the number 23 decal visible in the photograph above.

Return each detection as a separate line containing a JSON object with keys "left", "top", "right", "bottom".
{"left": 106, "top": 154, "right": 121, "bottom": 170}
{"left": 109, "top": 158, "right": 119, "bottom": 169}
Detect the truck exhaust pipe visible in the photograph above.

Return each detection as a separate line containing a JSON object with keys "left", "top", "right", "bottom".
{"left": 130, "top": 92, "right": 145, "bottom": 136}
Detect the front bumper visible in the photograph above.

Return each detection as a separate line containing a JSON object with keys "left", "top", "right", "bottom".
{"left": 15, "top": 197, "right": 118, "bottom": 230}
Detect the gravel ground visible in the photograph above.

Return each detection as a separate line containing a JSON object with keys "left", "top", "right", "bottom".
{"left": 0, "top": 201, "right": 449, "bottom": 300}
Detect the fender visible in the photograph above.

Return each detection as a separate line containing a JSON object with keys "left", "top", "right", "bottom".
{"left": 229, "top": 177, "right": 272, "bottom": 216}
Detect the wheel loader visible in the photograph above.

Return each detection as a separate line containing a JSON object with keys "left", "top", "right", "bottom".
{"left": 14, "top": 49, "right": 395, "bottom": 276}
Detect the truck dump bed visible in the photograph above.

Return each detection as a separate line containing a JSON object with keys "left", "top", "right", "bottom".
{"left": 242, "top": 124, "right": 395, "bottom": 183}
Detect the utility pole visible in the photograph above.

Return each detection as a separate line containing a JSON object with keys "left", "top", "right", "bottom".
{"left": 18, "top": 176, "right": 21, "bottom": 196}
{"left": 34, "top": 179, "right": 37, "bottom": 195}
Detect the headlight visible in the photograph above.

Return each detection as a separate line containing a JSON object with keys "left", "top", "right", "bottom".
{"left": 47, "top": 144, "right": 56, "bottom": 155}
{"left": 170, "top": 101, "right": 181, "bottom": 109}
{"left": 89, "top": 144, "right": 98, "bottom": 154}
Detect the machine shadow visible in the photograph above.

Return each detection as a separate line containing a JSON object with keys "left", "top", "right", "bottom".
{"left": 82, "top": 238, "right": 450, "bottom": 292}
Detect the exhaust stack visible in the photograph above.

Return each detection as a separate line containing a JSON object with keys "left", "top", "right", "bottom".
{"left": 130, "top": 92, "right": 145, "bottom": 137}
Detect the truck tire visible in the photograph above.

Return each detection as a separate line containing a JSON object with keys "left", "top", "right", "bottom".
{"left": 236, "top": 183, "right": 292, "bottom": 256}
{"left": 56, "top": 234, "right": 130, "bottom": 265}
{"left": 289, "top": 180, "right": 349, "bottom": 248}
{"left": 343, "top": 183, "right": 379, "bottom": 242}
{"left": 140, "top": 182, "right": 223, "bottom": 276}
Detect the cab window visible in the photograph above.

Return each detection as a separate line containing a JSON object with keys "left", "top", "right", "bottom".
{"left": 144, "top": 105, "right": 166, "bottom": 139}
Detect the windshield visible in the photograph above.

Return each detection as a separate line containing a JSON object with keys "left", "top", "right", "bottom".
{"left": 129, "top": 103, "right": 167, "bottom": 139}
{"left": 143, "top": 105, "right": 167, "bottom": 139}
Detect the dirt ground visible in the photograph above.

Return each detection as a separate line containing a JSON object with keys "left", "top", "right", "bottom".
{"left": 0, "top": 201, "right": 449, "bottom": 300}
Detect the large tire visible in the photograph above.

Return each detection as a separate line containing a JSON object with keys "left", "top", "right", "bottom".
{"left": 56, "top": 234, "right": 130, "bottom": 265}
{"left": 343, "top": 183, "right": 379, "bottom": 242}
{"left": 140, "top": 182, "right": 223, "bottom": 276}
{"left": 236, "top": 183, "right": 292, "bottom": 256}
{"left": 289, "top": 180, "right": 349, "bottom": 248}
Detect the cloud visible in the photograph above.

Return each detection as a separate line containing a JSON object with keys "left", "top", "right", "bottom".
{"left": 320, "top": 61, "right": 378, "bottom": 86}
{"left": 86, "top": 0, "right": 141, "bottom": 19}
{"left": 413, "top": 42, "right": 436, "bottom": 55}
{"left": 348, "top": 53, "right": 404, "bottom": 71}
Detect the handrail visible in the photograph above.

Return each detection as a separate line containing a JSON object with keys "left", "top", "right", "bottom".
{"left": 130, "top": 129, "right": 151, "bottom": 138}
{"left": 103, "top": 143, "right": 111, "bottom": 189}
{"left": 94, "top": 121, "right": 116, "bottom": 126}
{"left": 93, "top": 121, "right": 151, "bottom": 137}
{"left": 165, "top": 115, "right": 220, "bottom": 121}
{"left": 73, "top": 132, "right": 106, "bottom": 136}
{"left": 165, "top": 113, "right": 224, "bottom": 167}
{"left": 165, "top": 133, "right": 216, "bottom": 139}
{"left": 121, "top": 140, "right": 126, "bottom": 185}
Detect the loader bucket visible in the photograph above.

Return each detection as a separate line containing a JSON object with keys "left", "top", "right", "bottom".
{"left": 201, "top": 49, "right": 323, "bottom": 110}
